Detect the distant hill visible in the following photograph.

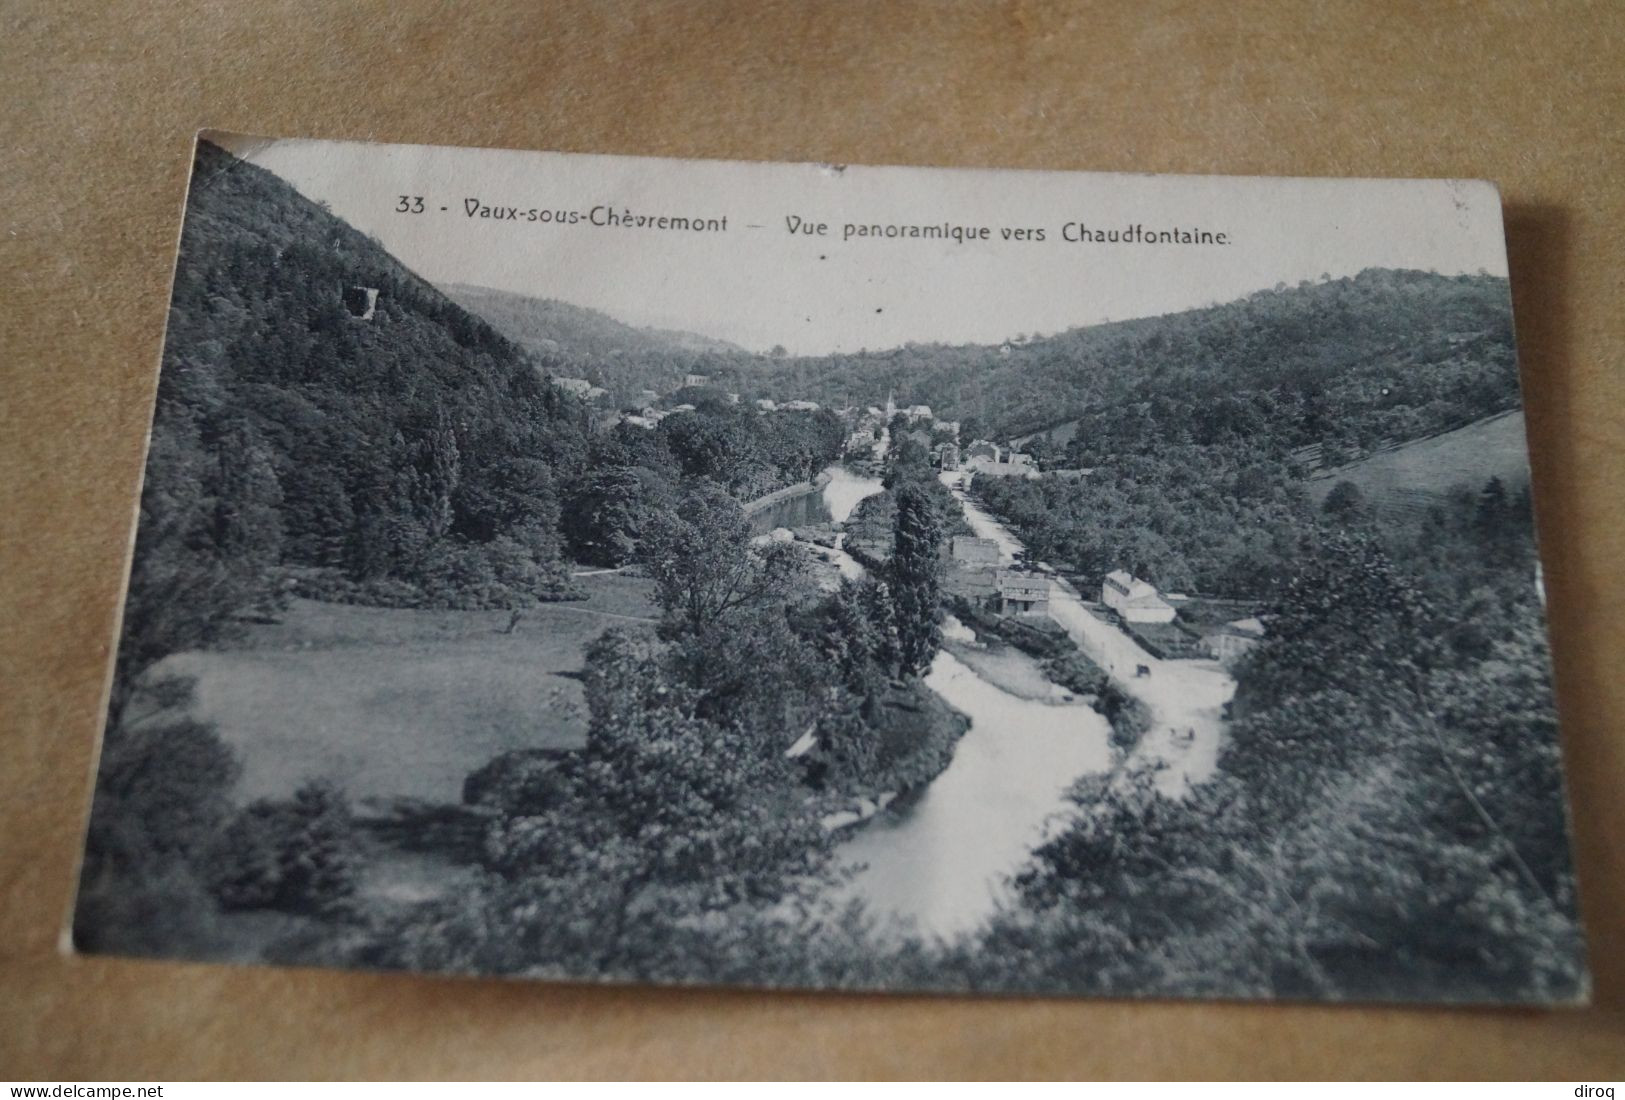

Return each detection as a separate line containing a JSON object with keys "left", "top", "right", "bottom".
{"left": 441, "top": 283, "right": 745, "bottom": 366}
{"left": 445, "top": 270, "right": 1521, "bottom": 465}
{"left": 1306, "top": 410, "right": 1532, "bottom": 520}
{"left": 744, "top": 269, "right": 1522, "bottom": 459}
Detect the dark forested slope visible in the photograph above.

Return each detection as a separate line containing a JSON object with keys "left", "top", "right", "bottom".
{"left": 120, "top": 141, "right": 596, "bottom": 699}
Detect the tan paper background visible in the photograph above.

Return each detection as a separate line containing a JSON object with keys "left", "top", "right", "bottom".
{"left": 2, "top": 0, "right": 1622, "bottom": 1080}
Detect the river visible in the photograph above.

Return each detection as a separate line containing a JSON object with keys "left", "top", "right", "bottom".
{"left": 810, "top": 466, "right": 1115, "bottom": 939}
{"left": 791, "top": 465, "right": 1233, "bottom": 938}
{"left": 831, "top": 647, "right": 1111, "bottom": 939}
{"left": 749, "top": 464, "right": 888, "bottom": 533}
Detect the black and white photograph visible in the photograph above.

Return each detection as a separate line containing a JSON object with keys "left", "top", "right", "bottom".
{"left": 71, "top": 131, "right": 1587, "bottom": 1005}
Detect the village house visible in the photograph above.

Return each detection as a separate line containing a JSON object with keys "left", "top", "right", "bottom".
{"left": 963, "top": 451, "right": 1039, "bottom": 479}
{"left": 553, "top": 377, "right": 594, "bottom": 397}
{"left": 1203, "top": 617, "right": 1266, "bottom": 665}
{"left": 755, "top": 398, "right": 778, "bottom": 411}
{"left": 966, "top": 439, "right": 1001, "bottom": 462}
{"left": 996, "top": 570, "right": 1052, "bottom": 616}
{"left": 951, "top": 535, "right": 1001, "bottom": 566}
{"left": 783, "top": 399, "right": 822, "bottom": 411}
{"left": 1102, "top": 570, "right": 1177, "bottom": 624}
{"left": 904, "top": 404, "right": 933, "bottom": 421}
{"left": 847, "top": 431, "right": 882, "bottom": 460}
{"left": 683, "top": 372, "right": 710, "bottom": 388}
{"left": 937, "top": 441, "right": 960, "bottom": 470}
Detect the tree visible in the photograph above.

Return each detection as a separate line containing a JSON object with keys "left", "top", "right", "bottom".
{"left": 817, "top": 578, "right": 884, "bottom": 692}
{"left": 638, "top": 481, "right": 805, "bottom": 637}
{"left": 1322, "top": 479, "right": 1365, "bottom": 523}
{"left": 399, "top": 628, "right": 832, "bottom": 977}
{"left": 207, "top": 780, "right": 360, "bottom": 914}
{"left": 1475, "top": 476, "right": 1509, "bottom": 531}
{"left": 408, "top": 408, "right": 460, "bottom": 541}
{"left": 890, "top": 485, "right": 942, "bottom": 676}
{"left": 562, "top": 466, "right": 675, "bottom": 566}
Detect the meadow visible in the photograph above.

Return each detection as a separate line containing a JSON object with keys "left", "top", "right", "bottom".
{"left": 157, "top": 572, "right": 657, "bottom": 804}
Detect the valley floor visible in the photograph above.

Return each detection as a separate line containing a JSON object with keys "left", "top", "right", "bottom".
{"left": 157, "top": 572, "right": 659, "bottom": 805}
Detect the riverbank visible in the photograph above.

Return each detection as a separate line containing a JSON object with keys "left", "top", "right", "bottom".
{"left": 940, "top": 635, "right": 1078, "bottom": 704}
{"left": 818, "top": 679, "right": 972, "bottom": 831}
{"left": 741, "top": 468, "right": 835, "bottom": 516}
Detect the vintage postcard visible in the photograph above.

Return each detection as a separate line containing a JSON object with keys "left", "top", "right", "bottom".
{"left": 72, "top": 131, "right": 1586, "bottom": 1003}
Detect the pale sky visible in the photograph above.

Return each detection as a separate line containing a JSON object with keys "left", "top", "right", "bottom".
{"left": 213, "top": 132, "right": 1511, "bottom": 356}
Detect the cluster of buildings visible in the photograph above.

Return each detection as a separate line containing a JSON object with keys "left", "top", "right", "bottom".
{"left": 946, "top": 535, "right": 1055, "bottom": 617}
{"left": 1101, "top": 569, "right": 1266, "bottom": 665}
{"left": 944, "top": 544, "right": 1267, "bottom": 668}
{"left": 960, "top": 439, "right": 1039, "bottom": 480}
{"left": 552, "top": 376, "right": 609, "bottom": 402}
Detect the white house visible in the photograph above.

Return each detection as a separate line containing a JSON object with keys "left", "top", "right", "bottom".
{"left": 963, "top": 451, "right": 1039, "bottom": 480}
{"left": 783, "top": 399, "right": 822, "bottom": 411}
{"left": 684, "top": 372, "right": 710, "bottom": 388}
{"left": 1101, "top": 570, "right": 1177, "bottom": 623}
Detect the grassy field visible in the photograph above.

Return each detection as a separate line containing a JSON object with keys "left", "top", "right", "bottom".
{"left": 158, "top": 571, "right": 658, "bottom": 805}
{"left": 1307, "top": 409, "right": 1532, "bottom": 510}
{"left": 1012, "top": 418, "right": 1082, "bottom": 450}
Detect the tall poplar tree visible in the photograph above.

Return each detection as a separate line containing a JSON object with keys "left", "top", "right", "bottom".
{"left": 890, "top": 485, "right": 942, "bottom": 677}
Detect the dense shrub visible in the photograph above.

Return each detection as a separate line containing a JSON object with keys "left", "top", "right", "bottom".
{"left": 207, "top": 781, "right": 361, "bottom": 914}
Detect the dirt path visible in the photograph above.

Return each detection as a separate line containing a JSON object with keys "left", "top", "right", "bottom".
{"left": 530, "top": 604, "right": 657, "bottom": 625}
